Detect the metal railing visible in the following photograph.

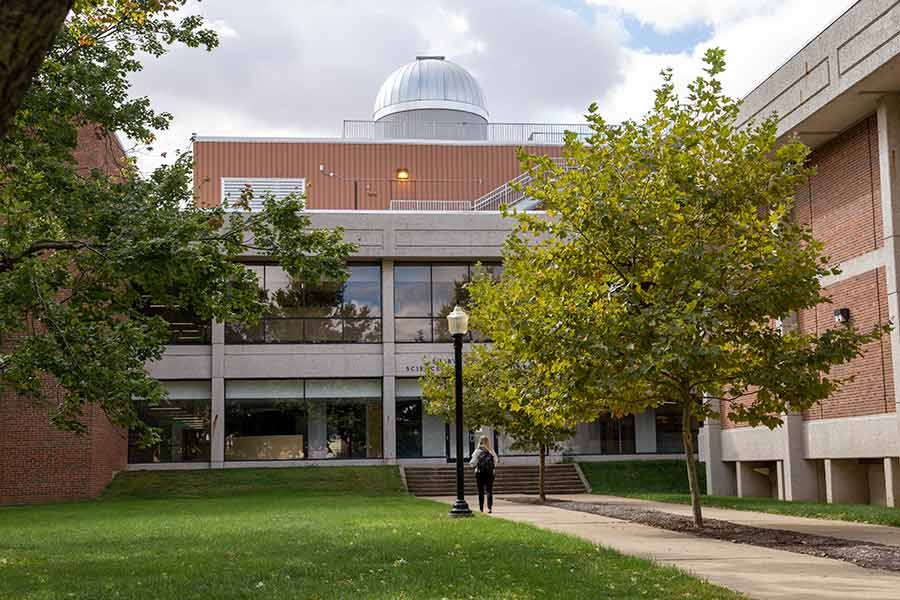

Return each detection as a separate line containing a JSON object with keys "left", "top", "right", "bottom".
{"left": 224, "top": 317, "right": 382, "bottom": 344}
{"left": 472, "top": 157, "right": 569, "bottom": 211}
{"left": 342, "top": 120, "right": 592, "bottom": 144}
{"left": 387, "top": 158, "right": 569, "bottom": 212}
{"left": 389, "top": 199, "right": 474, "bottom": 211}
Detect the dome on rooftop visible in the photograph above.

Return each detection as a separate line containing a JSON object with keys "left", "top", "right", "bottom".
{"left": 373, "top": 56, "right": 489, "bottom": 122}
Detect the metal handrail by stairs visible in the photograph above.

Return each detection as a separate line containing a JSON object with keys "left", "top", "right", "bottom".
{"left": 472, "top": 157, "right": 569, "bottom": 211}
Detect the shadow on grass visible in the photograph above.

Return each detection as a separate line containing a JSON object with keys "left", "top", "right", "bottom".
{"left": 0, "top": 488, "right": 743, "bottom": 599}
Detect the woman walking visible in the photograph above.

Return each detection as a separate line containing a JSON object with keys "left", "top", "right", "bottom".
{"left": 470, "top": 435, "right": 498, "bottom": 513}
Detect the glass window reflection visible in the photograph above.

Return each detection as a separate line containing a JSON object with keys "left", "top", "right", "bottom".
{"left": 128, "top": 381, "right": 211, "bottom": 464}
{"left": 225, "top": 264, "right": 381, "bottom": 344}
{"left": 393, "top": 263, "right": 500, "bottom": 343}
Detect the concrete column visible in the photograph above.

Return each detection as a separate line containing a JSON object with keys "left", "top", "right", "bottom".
{"left": 736, "top": 461, "right": 772, "bottom": 498}
{"left": 381, "top": 260, "right": 397, "bottom": 463}
{"left": 884, "top": 457, "right": 900, "bottom": 507}
{"left": 308, "top": 402, "right": 328, "bottom": 459}
{"left": 776, "top": 461, "right": 786, "bottom": 500}
{"left": 780, "top": 413, "right": 819, "bottom": 501}
{"left": 382, "top": 376, "right": 396, "bottom": 462}
{"left": 634, "top": 408, "right": 657, "bottom": 454}
{"left": 701, "top": 399, "right": 737, "bottom": 496}
{"left": 875, "top": 96, "right": 900, "bottom": 442}
{"left": 210, "top": 319, "right": 225, "bottom": 467}
{"left": 825, "top": 458, "right": 869, "bottom": 505}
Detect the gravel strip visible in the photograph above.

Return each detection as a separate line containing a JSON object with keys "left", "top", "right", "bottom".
{"left": 505, "top": 497, "right": 900, "bottom": 572}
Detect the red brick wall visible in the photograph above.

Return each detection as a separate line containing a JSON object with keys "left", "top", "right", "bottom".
{"left": 72, "top": 125, "right": 126, "bottom": 177}
{"left": 800, "top": 269, "right": 894, "bottom": 420}
{"left": 0, "top": 381, "right": 127, "bottom": 505}
{"left": 723, "top": 115, "right": 891, "bottom": 427}
{"left": 0, "top": 125, "right": 128, "bottom": 505}
{"left": 793, "top": 116, "right": 882, "bottom": 267}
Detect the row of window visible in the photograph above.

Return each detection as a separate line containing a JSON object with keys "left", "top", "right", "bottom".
{"left": 156, "top": 262, "right": 501, "bottom": 345}
{"left": 128, "top": 379, "right": 384, "bottom": 463}
{"left": 559, "top": 405, "right": 698, "bottom": 456}
{"left": 127, "top": 380, "right": 697, "bottom": 464}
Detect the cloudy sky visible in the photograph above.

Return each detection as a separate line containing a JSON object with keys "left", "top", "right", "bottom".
{"left": 129, "top": 0, "right": 856, "bottom": 173}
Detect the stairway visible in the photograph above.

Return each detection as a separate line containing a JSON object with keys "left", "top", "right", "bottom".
{"left": 471, "top": 156, "right": 570, "bottom": 211}
{"left": 403, "top": 463, "right": 588, "bottom": 496}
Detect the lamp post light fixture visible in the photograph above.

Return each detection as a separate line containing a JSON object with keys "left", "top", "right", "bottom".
{"left": 447, "top": 305, "right": 473, "bottom": 518}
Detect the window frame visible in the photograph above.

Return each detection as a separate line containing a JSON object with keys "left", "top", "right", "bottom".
{"left": 393, "top": 262, "right": 501, "bottom": 343}
{"left": 225, "top": 262, "right": 383, "bottom": 344}
{"left": 223, "top": 377, "right": 383, "bottom": 462}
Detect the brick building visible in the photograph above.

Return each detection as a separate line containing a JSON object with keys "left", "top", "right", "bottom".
{"left": 701, "top": 0, "right": 900, "bottom": 505}
{"left": 5, "top": 0, "right": 900, "bottom": 507}
{"left": 0, "top": 127, "right": 128, "bottom": 505}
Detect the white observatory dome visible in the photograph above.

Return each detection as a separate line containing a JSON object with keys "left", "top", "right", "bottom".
{"left": 373, "top": 56, "right": 488, "bottom": 122}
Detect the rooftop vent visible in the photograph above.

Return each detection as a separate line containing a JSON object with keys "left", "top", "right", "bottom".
{"left": 221, "top": 177, "right": 306, "bottom": 212}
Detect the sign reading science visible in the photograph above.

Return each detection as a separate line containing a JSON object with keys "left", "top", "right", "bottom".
{"left": 396, "top": 354, "right": 452, "bottom": 375}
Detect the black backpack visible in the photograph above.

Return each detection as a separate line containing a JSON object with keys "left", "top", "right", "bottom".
{"left": 475, "top": 449, "right": 495, "bottom": 475}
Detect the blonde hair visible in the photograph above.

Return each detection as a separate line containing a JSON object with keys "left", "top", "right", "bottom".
{"left": 479, "top": 435, "right": 494, "bottom": 454}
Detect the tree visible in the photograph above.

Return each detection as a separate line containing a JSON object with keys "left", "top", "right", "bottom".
{"left": 0, "top": 0, "right": 73, "bottom": 137}
{"left": 0, "top": 1, "right": 356, "bottom": 443}
{"left": 492, "top": 48, "right": 886, "bottom": 527}
{"left": 420, "top": 344, "right": 574, "bottom": 502}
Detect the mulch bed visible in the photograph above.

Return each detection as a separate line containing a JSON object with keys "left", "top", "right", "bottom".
{"left": 506, "top": 497, "right": 900, "bottom": 572}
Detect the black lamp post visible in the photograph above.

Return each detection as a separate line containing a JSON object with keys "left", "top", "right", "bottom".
{"left": 447, "top": 305, "right": 473, "bottom": 518}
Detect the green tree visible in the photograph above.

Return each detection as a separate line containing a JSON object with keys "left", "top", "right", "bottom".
{"left": 492, "top": 48, "right": 886, "bottom": 527}
{"left": 0, "top": 1, "right": 355, "bottom": 442}
{"left": 421, "top": 345, "right": 574, "bottom": 502}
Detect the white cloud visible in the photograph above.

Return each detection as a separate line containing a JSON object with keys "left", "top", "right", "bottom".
{"left": 597, "top": 0, "right": 856, "bottom": 124}
{"left": 126, "top": 0, "right": 857, "bottom": 174}
{"left": 589, "top": 0, "right": 776, "bottom": 33}
{"left": 128, "top": 0, "right": 626, "bottom": 173}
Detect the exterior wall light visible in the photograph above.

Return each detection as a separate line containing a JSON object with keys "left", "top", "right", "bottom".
{"left": 395, "top": 168, "right": 410, "bottom": 180}
{"left": 834, "top": 308, "right": 850, "bottom": 324}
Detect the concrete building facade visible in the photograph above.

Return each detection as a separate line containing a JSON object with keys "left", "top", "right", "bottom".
{"left": 126, "top": 56, "right": 694, "bottom": 477}
{"left": 700, "top": 0, "right": 900, "bottom": 507}
{"left": 8, "top": 2, "right": 900, "bottom": 506}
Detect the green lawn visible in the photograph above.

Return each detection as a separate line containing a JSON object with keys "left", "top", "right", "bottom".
{"left": 579, "top": 460, "right": 900, "bottom": 528}
{"left": 0, "top": 467, "right": 742, "bottom": 600}
{"left": 579, "top": 459, "right": 706, "bottom": 496}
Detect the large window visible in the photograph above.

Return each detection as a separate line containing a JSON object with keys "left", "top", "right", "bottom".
{"left": 225, "top": 379, "right": 382, "bottom": 461}
{"left": 395, "top": 379, "right": 446, "bottom": 458}
{"left": 226, "top": 264, "right": 381, "bottom": 344}
{"left": 655, "top": 404, "right": 699, "bottom": 454}
{"left": 564, "top": 413, "right": 636, "bottom": 456}
{"left": 143, "top": 304, "right": 211, "bottom": 344}
{"left": 394, "top": 263, "right": 501, "bottom": 342}
{"left": 128, "top": 381, "right": 211, "bottom": 463}
{"left": 225, "top": 380, "right": 307, "bottom": 460}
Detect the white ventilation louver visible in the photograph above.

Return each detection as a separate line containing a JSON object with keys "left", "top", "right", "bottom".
{"left": 221, "top": 177, "right": 306, "bottom": 212}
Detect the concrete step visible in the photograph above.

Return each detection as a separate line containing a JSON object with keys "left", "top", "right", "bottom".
{"left": 403, "top": 463, "right": 588, "bottom": 496}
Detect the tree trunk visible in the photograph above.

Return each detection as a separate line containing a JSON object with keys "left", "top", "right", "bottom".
{"left": 539, "top": 443, "right": 546, "bottom": 503}
{"left": 0, "top": 0, "right": 73, "bottom": 137}
{"left": 682, "top": 402, "right": 703, "bottom": 528}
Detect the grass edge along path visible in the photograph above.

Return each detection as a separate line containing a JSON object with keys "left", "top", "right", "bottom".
{"left": 0, "top": 466, "right": 744, "bottom": 600}
{"left": 578, "top": 460, "right": 900, "bottom": 528}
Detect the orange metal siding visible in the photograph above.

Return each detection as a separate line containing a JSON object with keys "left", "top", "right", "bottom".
{"left": 193, "top": 140, "right": 563, "bottom": 209}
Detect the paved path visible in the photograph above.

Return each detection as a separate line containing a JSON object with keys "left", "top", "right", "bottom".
{"left": 425, "top": 494, "right": 900, "bottom": 600}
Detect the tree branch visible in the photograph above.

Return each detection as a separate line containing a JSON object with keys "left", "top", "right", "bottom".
{"left": 0, "top": 0, "right": 73, "bottom": 137}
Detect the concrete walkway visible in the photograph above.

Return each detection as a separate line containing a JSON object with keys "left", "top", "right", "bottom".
{"left": 425, "top": 494, "right": 900, "bottom": 600}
